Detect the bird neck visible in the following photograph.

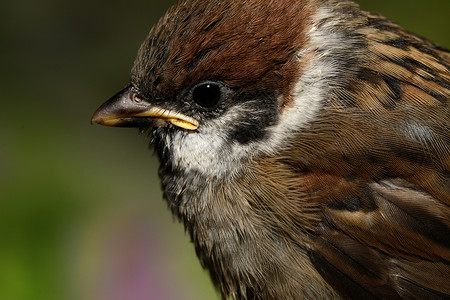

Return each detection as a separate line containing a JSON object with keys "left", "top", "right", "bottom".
{"left": 158, "top": 156, "right": 339, "bottom": 299}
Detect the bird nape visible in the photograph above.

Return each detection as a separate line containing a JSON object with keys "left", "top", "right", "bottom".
{"left": 92, "top": 0, "right": 450, "bottom": 299}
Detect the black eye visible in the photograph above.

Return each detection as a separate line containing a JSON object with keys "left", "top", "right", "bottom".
{"left": 192, "top": 83, "right": 221, "bottom": 108}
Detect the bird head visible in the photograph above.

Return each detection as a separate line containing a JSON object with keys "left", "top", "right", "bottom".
{"left": 91, "top": 0, "right": 363, "bottom": 178}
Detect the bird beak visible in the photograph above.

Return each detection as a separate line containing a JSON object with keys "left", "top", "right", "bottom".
{"left": 91, "top": 86, "right": 199, "bottom": 130}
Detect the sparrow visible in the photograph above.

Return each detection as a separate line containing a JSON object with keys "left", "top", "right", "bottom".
{"left": 92, "top": 0, "right": 450, "bottom": 299}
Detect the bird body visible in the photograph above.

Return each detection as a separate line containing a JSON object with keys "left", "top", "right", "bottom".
{"left": 92, "top": 0, "right": 450, "bottom": 299}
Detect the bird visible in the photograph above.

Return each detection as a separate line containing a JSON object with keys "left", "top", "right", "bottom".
{"left": 92, "top": 0, "right": 450, "bottom": 299}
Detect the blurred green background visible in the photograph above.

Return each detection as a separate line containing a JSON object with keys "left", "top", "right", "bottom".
{"left": 0, "top": 0, "right": 448, "bottom": 299}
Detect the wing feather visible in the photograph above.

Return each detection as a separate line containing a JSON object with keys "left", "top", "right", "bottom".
{"left": 310, "top": 180, "right": 450, "bottom": 299}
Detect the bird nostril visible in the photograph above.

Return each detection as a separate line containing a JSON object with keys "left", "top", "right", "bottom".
{"left": 132, "top": 93, "right": 143, "bottom": 103}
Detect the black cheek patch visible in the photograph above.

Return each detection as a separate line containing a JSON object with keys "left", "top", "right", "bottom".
{"left": 227, "top": 91, "right": 279, "bottom": 145}
{"left": 229, "top": 118, "right": 271, "bottom": 145}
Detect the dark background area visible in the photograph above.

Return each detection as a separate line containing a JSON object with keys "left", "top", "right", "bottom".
{"left": 1, "top": 1, "right": 448, "bottom": 299}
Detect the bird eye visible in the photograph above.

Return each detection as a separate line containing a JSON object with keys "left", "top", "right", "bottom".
{"left": 192, "top": 83, "right": 221, "bottom": 108}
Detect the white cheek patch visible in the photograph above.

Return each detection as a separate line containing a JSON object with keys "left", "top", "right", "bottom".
{"left": 167, "top": 107, "right": 246, "bottom": 178}
{"left": 166, "top": 7, "right": 354, "bottom": 179}
{"left": 261, "top": 5, "right": 363, "bottom": 155}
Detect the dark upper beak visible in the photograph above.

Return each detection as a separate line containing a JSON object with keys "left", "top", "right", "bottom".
{"left": 91, "top": 86, "right": 199, "bottom": 130}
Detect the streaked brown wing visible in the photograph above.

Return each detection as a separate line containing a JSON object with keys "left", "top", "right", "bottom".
{"left": 309, "top": 179, "right": 450, "bottom": 299}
